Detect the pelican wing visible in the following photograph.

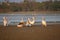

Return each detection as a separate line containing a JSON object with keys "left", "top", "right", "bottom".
{"left": 28, "top": 17, "right": 35, "bottom": 25}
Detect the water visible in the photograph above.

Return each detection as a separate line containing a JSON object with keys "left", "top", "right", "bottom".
{"left": 0, "top": 12, "right": 60, "bottom": 25}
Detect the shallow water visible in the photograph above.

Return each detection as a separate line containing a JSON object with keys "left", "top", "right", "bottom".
{"left": 0, "top": 12, "right": 60, "bottom": 25}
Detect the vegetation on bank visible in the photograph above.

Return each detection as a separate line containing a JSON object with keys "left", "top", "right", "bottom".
{"left": 0, "top": 1, "right": 60, "bottom": 13}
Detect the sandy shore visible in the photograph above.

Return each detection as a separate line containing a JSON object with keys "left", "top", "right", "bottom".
{"left": 0, "top": 11, "right": 60, "bottom": 14}
{"left": 0, "top": 24, "right": 60, "bottom": 40}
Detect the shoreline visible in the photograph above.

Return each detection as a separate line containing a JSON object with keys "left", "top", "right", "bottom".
{"left": 0, "top": 22, "right": 60, "bottom": 26}
{"left": 0, "top": 11, "right": 60, "bottom": 14}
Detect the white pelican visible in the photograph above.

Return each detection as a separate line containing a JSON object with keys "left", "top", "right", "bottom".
{"left": 17, "top": 18, "right": 24, "bottom": 27}
{"left": 41, "top": 17, "right": 47, "bottom": 27}
{"left": 3, "top": 16, "right": 8, "bottom": 26}
{"left": 29, "top": 17, "right": 35, "bottom": 25}
{"left": 26, "top": 18, "right": 32, "bottom": 27}
{"left": 26, "top": 17, "right": 35, "bottom": 27}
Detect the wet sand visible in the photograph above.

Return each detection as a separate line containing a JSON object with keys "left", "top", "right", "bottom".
{"left": 0, "top": 24, "right": 60, "bottom": 40}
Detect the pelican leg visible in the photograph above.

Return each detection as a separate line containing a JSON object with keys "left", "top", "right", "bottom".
{"left": 43, "top": 24, "right": 47, "bottom": 27}
{"left": 26, "top": 24, "right": 32, "bottom": 27}
{"left": 6, "top": 23, "right": 8, "bottom": 26}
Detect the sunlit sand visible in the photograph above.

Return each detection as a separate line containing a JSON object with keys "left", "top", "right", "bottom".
{"left": 0, "top": 23, "right": 60, "bottom": 40}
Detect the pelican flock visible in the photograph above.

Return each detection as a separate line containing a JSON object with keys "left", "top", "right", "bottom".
{"left": 17, "top": 17, "right": 35, "bottom": 27}
{"left": 3, "top": 16, "right": 47, "bottom": 27}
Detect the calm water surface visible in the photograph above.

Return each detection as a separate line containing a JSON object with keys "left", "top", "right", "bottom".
{"left": 0, "top": 12, "right": 60, "bottom": 25}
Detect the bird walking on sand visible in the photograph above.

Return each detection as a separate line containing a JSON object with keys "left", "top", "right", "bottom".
{"left": 41, "top": 17, "right": 47, "bottom": 27}
{"left": 3, "top": 16, "right": 8, "bottom": 26}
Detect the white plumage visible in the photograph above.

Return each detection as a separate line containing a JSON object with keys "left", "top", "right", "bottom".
{"left": 26, "top": 17, "right": 35, "bottom": 26}
{"left": 17, "top": 18, "right": 24, "bottom": 27}
{"left": 29, "top": 17, "right": 35, "bottom": 25}
{"left": 3, "top": 16, "right": 8, "bottom": 26}
{"left": 42, "top": 17, "right": 47, "bottom": 27}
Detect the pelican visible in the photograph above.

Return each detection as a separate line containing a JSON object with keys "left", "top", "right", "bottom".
{"left": 29, "top": 17, "right": 35, "bottom": 25}
{"left": 3, "top": 16, "right": 8, "bottom": 26}
{"left": 26, "top": 18, "right": 32, "bottom": 27}
{"left": 17, "top": 18, "right": 24, "bottom": 27}
{"left": 26, "top": 17, "right": 35, "bottom": 27}
{"left": 41, "top": 17, "right": 47, "bottom": 27}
